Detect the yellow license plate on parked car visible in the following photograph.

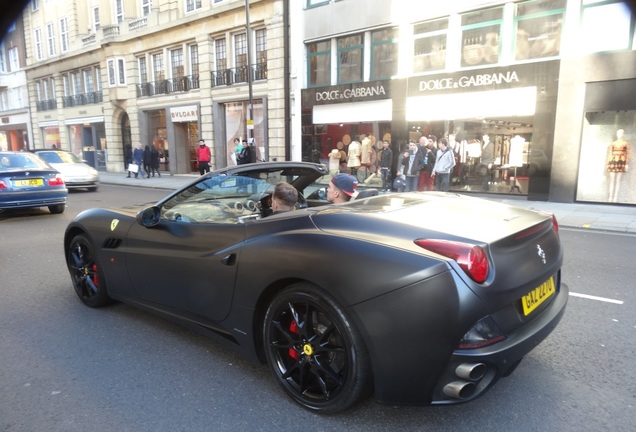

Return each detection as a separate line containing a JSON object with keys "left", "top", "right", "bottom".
{"left": 521, "top": 276, "right": 556, "bottom": 316}
{"left": 14, "top": 179, "right": 44, "bottom": 187}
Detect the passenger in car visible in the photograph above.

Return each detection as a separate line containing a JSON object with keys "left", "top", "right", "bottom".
{"left": 327, "top": 173, "right": 358, "bottom": 204}
{"left": 270, "top": 181, "right": 298, "bottom": 215}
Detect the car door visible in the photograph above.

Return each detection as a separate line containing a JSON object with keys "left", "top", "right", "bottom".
{"left": 124, "top": 175, "right": 262, "bottom": 322}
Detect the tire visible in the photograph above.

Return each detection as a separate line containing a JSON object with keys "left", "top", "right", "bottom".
{"left": 263, "top": 283, "right": 371, "bottom": 413}
{"left": 88, "top": 186, "right": 98, "bottom": 192}
{"left": 49, "top": 204, "right": 66, "bottom": 214}
{"left": 67, "top": 234, "right": 112, "bottom": 307}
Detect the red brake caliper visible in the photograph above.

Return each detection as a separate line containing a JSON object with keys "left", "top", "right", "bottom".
{"left": 92, "top": 264, "right": 99, "bottom": 287}
{"left": 288, "top": 320, "right": 299, "bottom": 359}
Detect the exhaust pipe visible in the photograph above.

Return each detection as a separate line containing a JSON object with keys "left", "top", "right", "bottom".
{"left": 455, "top": 362, "right": 487, "bottom": 381}
{"left": 443, "top": 380, "right": 476, "bottom": 400}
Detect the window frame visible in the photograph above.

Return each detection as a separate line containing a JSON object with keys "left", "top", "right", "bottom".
{"left": 185, "top": 0, "right": 202, "bottom": 13}
{"left": 59, "top": 17, "right": 69, "bottom": 53}
{"left": 460, "top": 6, "right": 504, "bottom": 68}
{"left": 46, "top": 22, "right": 56, "bottom": 57}
{"left": 370, "top": 27, "right": 399, "bottom": 80}
{"left": 337, "top": 34, "right": 364, "bottom": 84}
{"left": 107, "top": 57, "right": 127, "bottom": 86}
{"left": 307, "top": 40, "right": 331, "bottom": 87}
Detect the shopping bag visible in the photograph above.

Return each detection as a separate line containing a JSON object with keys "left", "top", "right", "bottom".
{"left": 128, "top": 163, "right": 139, "bottom": 173}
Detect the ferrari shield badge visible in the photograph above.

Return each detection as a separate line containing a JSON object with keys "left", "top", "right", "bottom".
{"left": 110, "top": 219, "right": 120, "bottom": 231}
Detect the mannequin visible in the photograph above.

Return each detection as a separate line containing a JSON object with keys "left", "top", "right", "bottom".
{"left": 607, "top": 129, "right": 629, "bottom": 203}
{"left": 347, "top": 140, "right": 362, "bottom": 177}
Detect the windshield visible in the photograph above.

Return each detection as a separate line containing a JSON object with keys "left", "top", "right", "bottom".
{"left": 0, "top": 153, "right": 51, "bottom": 171}
{"left": 37, "top": 151, "right": 82, "bottom": 164}
{"left": 161, "top": 175, "right": 273, "bottom": 224}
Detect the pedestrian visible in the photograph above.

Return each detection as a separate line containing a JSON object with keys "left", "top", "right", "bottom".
{"left": 401, "top": 141, "right": 421, "bottom": 192}
{"left": 124, "top": 144, "right": 133, "bottom": 178}
{"left": 150, "top": 144, "right": 161, "bottom": 177}
{"left": 327, "top": 173, "right": 358, "bottom": 203}
{"left": 132, "top": 143, "right": 143, "bottom": 179}
{"left": 418, "top": 136, "right": 436, "bottom": 191}
{"left": 378, "top": 139, "right": 393, "bottom": 192}
{"left": 431, "top": 138, "right": 455, "bottom": 192}
{"left": 142, "top": 144, "right": 152, "bottom": 178}
{"left": 236, "top": 140, "right": 250, "bottom": 165}
{"left": 197, "top": 139, "right": 212, "bottom": 175}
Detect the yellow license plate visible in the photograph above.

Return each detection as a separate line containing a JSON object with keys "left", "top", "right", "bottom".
{"left": 521, "top": 276, "right": 556, "bottom": 316}
{"left": 14, "top": 179, "right": 44, "bottom": 187}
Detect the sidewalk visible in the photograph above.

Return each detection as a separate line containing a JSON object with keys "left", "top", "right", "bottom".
{"left": 98, "top": 172, "right": 636, "bottom": 234}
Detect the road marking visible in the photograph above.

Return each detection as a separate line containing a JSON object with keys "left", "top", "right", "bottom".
{"left": 569, "top": 292, "right": 623, "bottom": 304}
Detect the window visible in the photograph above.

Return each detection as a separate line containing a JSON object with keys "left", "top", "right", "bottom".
{"left": 234, "top": 33, "right": 247, "bottom": 68}
{"left": 190, "top": 44, "right": 199, "bottom": 76}
{"left": 31, "top": 0, "right": 39, "bottom": 12}
{"left": 72, "top": 72, "right": 81, "bottom": 95}
{"left": 139, "top": 56, "right": 148, "bottom": 83}
{"left": 413, "top": 18, "right": 448, "bottom": 73}
{"left": 46, "top": 22, "right": 56, "bottom": 56}
{"left": 185, "top": 0, "right": 202, "bottom": 13}
{"left": 62, "top": 74, "right": 70, "bottom": 97}
{"left": 34, "top": 28, "right": 43, "bottom": 61}
{"left": 83, "top": 69, "right": 94, "bottom": 93}
{"left": 0, "top": 46, "right": 5, "bottom": 73}
{"left": 460, "top": 7, "right": 503, "bottom": 67}
{"left": 107, "top": 58, "right": 126, "bottom": 86}
{"left": 8, "top": 47, "right": 19, "bottom": 71}
{"left": 337, "top": 35, "right": 363, "bottom": 83}
{"left": 371, "top": 27, "right": 398, "bottom": 79}
{"left": 215, "top": 38, "right": 227, "bottom": 71}
{"left": 93, "top": 7, "right": 100, "bottom": 31}
{"left": 580, "top": 0, "right": 633, "bottom": 52}
{"left": 153, "top": 53, "right": 165, "bottom": 81}
{"left": 59, "top": 18, "right": 69, "bottom": 53}
{"left": 255, "top": 29, "right": 267, "bottom": 66}
{"left": 515, "top": 0, "right": 566, "bottom": 61}
{"left": 115, "top": 0, "right": 125, "bottom": 24}
{"left": 142, "top": 0, "right": 152, "bottom": 16}
{"left": 307, "top": 40, "right": 330, "bottom": 86}
{"left": 171, "top": 48, "right": 184, "bottom": 78}
{"left": 95, "top": 68, "right": 102, "bottom": 91}
{"left": 307, "top": 0, "right": 330, "bottom": 7}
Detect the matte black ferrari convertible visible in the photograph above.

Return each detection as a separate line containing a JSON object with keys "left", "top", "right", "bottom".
{"left": 64, "top": 161, "right": 568, "bottom": 413}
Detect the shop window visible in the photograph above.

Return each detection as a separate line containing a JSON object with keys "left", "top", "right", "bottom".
{"left": 515, "top": 0, "right": 565, "bottom": 61}
{"left": 307, "top": 40, "right": 331, "bottom": 87}
{"left": 413, "top": 18, "right": 448, "bottom": 73}
{"left": 337, "top": 34, "right": 363, "bottom": 84}
{"left": 581, "top": 1, "right": 633, "bottom": 52}
{"left": 460, "top": 7, "right": 503, "bottom": 67}
{"left": 371, "top": 27, "right": 398, "bottom": 80}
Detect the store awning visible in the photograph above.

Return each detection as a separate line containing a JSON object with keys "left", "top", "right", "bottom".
{"left": 406, "top": 86, "right": 537, "bottom": 121}
{"left": 313, "top": 99, "right": 393, "bottom": 124}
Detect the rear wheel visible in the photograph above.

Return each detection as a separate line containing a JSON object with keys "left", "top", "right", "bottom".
{"left": 263, "top": 283, "right": 371, "bottom": 413}
{"left": 49, "top": 204, "right": 65, "bottom": 214}
{"left": 67, "top": 234, "right": 112, "bottom": 307}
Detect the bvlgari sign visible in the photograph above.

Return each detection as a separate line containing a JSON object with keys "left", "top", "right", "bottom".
{"left": 170, "top": 105, "right": 198, "bottom": 122}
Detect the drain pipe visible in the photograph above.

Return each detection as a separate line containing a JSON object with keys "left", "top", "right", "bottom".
{"left": 283, "top": 0, "right": 291, "bottom": 161}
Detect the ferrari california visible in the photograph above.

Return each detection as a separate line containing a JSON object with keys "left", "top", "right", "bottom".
{"left": 0, "top": 151, "right": 67, "bottom": 214}
{"left": 64, "top": 161, "right": 567, "bottom": 413}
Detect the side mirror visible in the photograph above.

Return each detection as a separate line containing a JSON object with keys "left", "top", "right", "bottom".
{"left": 136, "top": 206, "right": 161, "bottom": 228}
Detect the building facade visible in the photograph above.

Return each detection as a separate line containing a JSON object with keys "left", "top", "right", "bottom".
{"left": 18, "top": 0, "right": 288, "bottom": 174}
{"left": 0, "top": 14, "right": 31, "bottom": 152}
{"left": 299, "top": 0, "right": 636, "bottom": 204}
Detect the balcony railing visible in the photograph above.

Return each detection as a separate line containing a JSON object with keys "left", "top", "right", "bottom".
{"left": 210, "top": 63, "right": 268, "bottom": 87}
{"left": 36, "top": 99, "right": 57, "bottom": 111}
{"left": 135, "top": 75, "right": 200, "bottom": 97}
{"left": 103, "top": 25, "right": 120, "bottom": 38}
{"left": 61, "top": 91, "right": 104, "bottom": 107}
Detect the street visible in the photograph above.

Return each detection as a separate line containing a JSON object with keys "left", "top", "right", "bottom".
{"left": 1, "top": 185, "right": 634, "bottom": 432}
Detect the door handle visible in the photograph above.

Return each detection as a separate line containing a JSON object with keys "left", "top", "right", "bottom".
{"left": 221, "top": 253, "right": 236, "bottom": 266}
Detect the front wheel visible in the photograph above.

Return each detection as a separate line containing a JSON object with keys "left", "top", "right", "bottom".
{"left": 263, "top": 283, "right": 371, "bottom": 413}
{"left": 67, "top": 234, "right": 112, "bottom": 307}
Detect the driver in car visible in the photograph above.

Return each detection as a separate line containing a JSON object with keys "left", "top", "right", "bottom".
{"left": 269, "top": 181, "right": 298, "bottom": 215}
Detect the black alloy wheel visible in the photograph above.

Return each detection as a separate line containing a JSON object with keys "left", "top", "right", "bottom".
{"left": 263, "top": 283, "right": 371, "bottom": 413}
{"left": 67, "top": 234, "right": 112, "bottom": 308}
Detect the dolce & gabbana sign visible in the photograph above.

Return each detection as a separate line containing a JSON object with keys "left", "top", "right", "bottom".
{"left": 407, "top": 61, "right": 559, "bottom": 96}
{"left": 302, "top": 80, "right": 391, "bottom": 106}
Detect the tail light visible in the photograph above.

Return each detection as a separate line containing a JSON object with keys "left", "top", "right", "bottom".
{"left": 414, "top": 239, "right": 489, "bottom": 283}
{"left": 551, "top": 214, "right": 559, "bottom": 232}
{"left": 0, "top": 180, "right": 7, "bottom": 189}
{"left": 48, "top": 174, "right": 65, "bottom": 186}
